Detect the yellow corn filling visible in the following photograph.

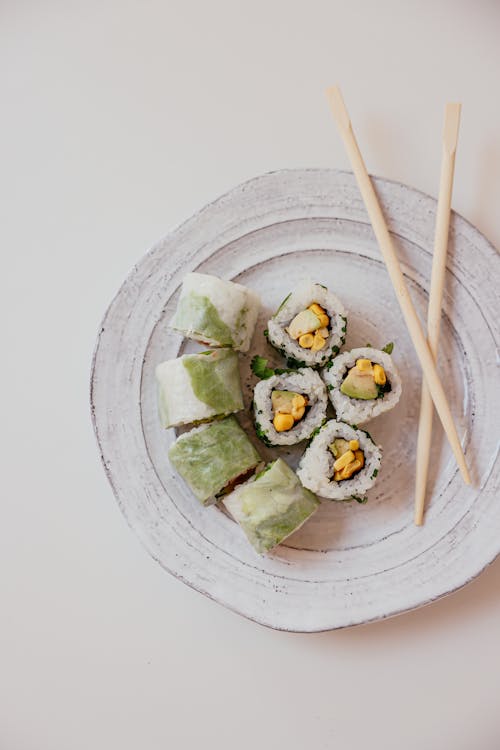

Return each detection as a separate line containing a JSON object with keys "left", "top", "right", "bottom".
{"left": 288, "top": 303, "right": 331, "bottom": 350}
{"left": 353, "top": 359, "right": 387, "bottom": 388}
{"left": 273, "top": 413, "right": 294, "bottom": 432}
{"left": 373, "top": 363, "right": 386, "bottom": 385}
{"left": 356, "top": 358, "right": 373, "bottom": 372}
{"left": 298, "top": 333, "right": 314, "bottom": 348}
{"left": 273, "top": 393, "right": 308, "bottom": 432}
{"left": 333, "top": 450, "right": 355, "bottom": 472}
{"left": 332, "top": 446, "right": 365, "bottom": 482}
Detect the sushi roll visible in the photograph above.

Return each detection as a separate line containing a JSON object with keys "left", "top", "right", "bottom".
{"left": 170, "top": 272, "right": 260, "bottom": 352}
{"left": 297, "top": 420, "right": 382, "bottom": 502}
{"left": 223, "top": 458, "right": 320, "bottom": 554}
{"left": 168, "top": 417, "right": 262, "bottom": 506}
{"left": 266, "top": 280, "right": 347, "bottom": 368}
{"left": 252, "top": 364, "right": 328, "bottom": 446}
{"left": 156, "top": 348, "right": 244, "bottom": 428}
{"left": 323, "top": 345, "right": 402, "bottom": 424}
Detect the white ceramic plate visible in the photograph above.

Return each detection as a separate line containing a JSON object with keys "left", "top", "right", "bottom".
{"left": 91, "top": 169, "right": 499, "bottom": 632}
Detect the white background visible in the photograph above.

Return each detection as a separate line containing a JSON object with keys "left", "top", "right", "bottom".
{"left": 2, "top": 1, "right": 500, "bottom": 748}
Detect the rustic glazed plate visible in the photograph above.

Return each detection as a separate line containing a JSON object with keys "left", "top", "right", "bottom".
{"left": 91, "top": 169, "right": 499, "bottom": 632}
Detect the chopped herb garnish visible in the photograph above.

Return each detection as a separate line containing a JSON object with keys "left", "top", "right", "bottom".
{"left": 251, "top": 355, "right": 275, "bottom": 379}
{"left": 251, "top": 355, "right": 295, "bottom": 379}
{"left": 274, "top": 293, "right": 291, "bottom": 315}
{"left": 353, "top": 495, "right": 368, "bottom": 504}
{"left": 254, "top": 422, "right": 272, "bottom": 446}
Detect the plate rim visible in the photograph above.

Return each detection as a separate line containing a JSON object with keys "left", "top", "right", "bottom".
{"left": 90, "top": 167, "right": 499, "bottom": 632}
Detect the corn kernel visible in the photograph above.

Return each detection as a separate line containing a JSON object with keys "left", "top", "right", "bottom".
{"left": 349, "top": 439, "right": 359, "bottom": 451}
{"left": 308, "top": 303, "right": 325, "bottom": 316}
{"left": 333, "top": 450, "right": 355, "bottom": 471}
{"left": 318, "top": 314, "right": 330, "bottom": 328}
{"left": 354, "top": 450, "right": 365, "bottom": 468}
{"left": 341, "top": 459, "right": 362, "bottom": 480}
{"left": 356, "top": 358, "right": 373, "bottom": 372}
{"left": 298, "top": 333, "right": 314, "bottom": 348}
{"left": 333, "top": 470, "right": 343, "bottom": 482}
{"left": 373, "top": 364, "right": 386, "bottom": 385}
{"left": 291, "top": 405, "right": 305, "bottom": 421}
{"left": 311, "top": 332, "right": 326, "bottom": 351}
{"left": 273, "top": 413, "right": 294, "bottom": 432}
{"left": 292, "top": 394, "right": 306, "bottom": 408}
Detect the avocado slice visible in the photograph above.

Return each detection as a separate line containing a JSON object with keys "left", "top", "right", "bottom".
{"left": 271, "top": 390, "right": 300, "bottom": 414}
{"left": 328, "top": 438, "right": 351, "bottom": 457}
{"left": 340, "top": 366, "right": 378, "bottom": 400}
{"left": 286, "top": 309, "right": 321, "bottom": 339}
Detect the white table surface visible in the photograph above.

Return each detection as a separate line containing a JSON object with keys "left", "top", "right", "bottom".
{"left": 2, "top": 1, "right": 500, "bottom": 748}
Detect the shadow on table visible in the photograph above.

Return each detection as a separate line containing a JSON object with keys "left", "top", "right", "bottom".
{"left": 309, "top": 553, "right": 500, "bottom": 643}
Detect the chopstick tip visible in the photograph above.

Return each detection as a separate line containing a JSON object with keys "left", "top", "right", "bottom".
{"left": 326, "top": 85, "right": 350, "bottom": 131}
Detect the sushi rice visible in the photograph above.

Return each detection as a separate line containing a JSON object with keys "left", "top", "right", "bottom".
{"left": 171, "top": 272, "right": 260, "bottom": 352}
{"left": 266, "top": 280, "right": 347, "bottom": 368}
{"left": 253, "top": 368, "right": 328, "bottom": 446}
{"left": 297, "top": 420, "right": 382, "bottom": 502}
{"left": 323, "top": 346, "right": 402, "bottom": 425}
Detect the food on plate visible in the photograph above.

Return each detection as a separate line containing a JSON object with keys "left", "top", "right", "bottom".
{"left": 168, "top": 417, "right": 261, "bottom": 505}
{"left": 223, "top": 458, "right": 319, "bottom": 553}
{"left": 156, "top": 348, "right": 244, "bottom": 428}
{"left": 297, "top": 420, "right": 382, "bottom": 502}
{"left": 170, "top": 272, "right": 260, "bottom": 352}
{"left": 155, "top": 270, "right": 401, "bottom": 549}
{"left": 251, "top": 358, "right": 328, "bottom": 446}
{"left": 323, "top": 344, "right": 401, "bottom": 424}
{"left": 265, "top": 280, "right": 347, "bottom": 368}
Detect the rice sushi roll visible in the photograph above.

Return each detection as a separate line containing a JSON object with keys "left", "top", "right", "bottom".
{"left": 170, "top": 272, "right": 260, "bottom": 352}
{"left": 252, "top": 361, "right": 328, "bottom": 446}
{"left": 168, "top": 417, "right": 261, "bottom": 506}
{"left": 223, "top": 458, "right": 320, "bottom": 554}
{"left": 266, "top": 280, "right": 347, "bottom": 368}
{"left": 156, "top": 348, "right": 244, "bottom": 428}
{"left": 323, "top": 345, "right": 402, "bottom": 424}
{"left": 297, "top": 420, "right": 382, "bottom": 502}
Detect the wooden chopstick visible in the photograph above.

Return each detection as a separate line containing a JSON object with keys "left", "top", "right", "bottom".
{"left": 414, "top": 103, "right": 462, "bottom": 525}
{"left": 326, "top": 86, "right": 470, "bottom": 485}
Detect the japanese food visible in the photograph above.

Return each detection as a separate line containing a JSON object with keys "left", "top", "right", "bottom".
{"left": 323, "top": 345, "right": 402, "bottom": 424}
{"left": 297, "top": 420, "right": 382, "bottom": 502}
{"left": 252, "top": 358, "right": 328, "bottom": 446}
{"left": 156, "top": 348, "right": 244, "bottom": 428}
{"left": 170, "top": 272, "right": 260, "bottom": 352}
{"left": 155, "top": 268, "right": 403, "bottom": 553}
{"left": 168, "top": 417, "right": 261, "bottom": 505}
{"left": 223, "top": 458, "right": 320, "bottom": 553}
{"left": 266, "top": 280, "right": 347, "bottom": 368}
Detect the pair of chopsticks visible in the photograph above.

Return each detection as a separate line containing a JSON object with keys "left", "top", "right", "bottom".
{"left": 326, "top": 87, "right": 468, "bottom": 525}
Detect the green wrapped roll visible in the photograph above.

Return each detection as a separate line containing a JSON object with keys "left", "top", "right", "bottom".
{"left": 171, "top": 272, "right": 261, "bottom": 352}
{"left": 156, "top": 349, "right": 244, "bottom": 428}
{"left": 223, "top": 458, "right": 320, "bottom": 554}
{"left": 169, "top": 417, "right": 261, "bottom": 505}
